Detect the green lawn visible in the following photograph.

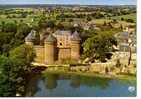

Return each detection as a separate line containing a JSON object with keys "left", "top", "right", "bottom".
{"left": 112, "top": 13, "right": 136, "bottom": 22}
{"left": 90, "top": 13, "right": 136, "bottom": 27}
{"left": 0, "top": 14, "right": 38, "bottom": 25}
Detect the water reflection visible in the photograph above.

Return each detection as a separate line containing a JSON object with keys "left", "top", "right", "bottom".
{"left": 44, "top": 74, "right": 58, "bottom": 90}
{"left": 70, "top": 75, "right": 81, "bottom": 88}
{"left": 26, "top": 73, "right": 136, "bottom": 97}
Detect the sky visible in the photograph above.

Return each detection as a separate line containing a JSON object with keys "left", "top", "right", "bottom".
{"left": 0, "top": 0, "right": 137, "bottom": 5}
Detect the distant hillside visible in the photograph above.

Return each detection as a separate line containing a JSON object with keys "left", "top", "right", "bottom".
{"left": 0, "top": 4, "right": 136, "bottom": 8}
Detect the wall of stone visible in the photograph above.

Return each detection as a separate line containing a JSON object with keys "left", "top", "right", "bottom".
{"left": 71, "top": 41, "right": 80, "bottom": 60}
{"left": 58, "top": 48, "right": 71, "bottom": 60}
{"left": 44, "top": 42, "right": 56, "bottom": 64}
{"left": 33, "top": 41, "right": 81, "bottom": 64}
{"left": 34, "top": 46, "right": 45, "bottom": 63}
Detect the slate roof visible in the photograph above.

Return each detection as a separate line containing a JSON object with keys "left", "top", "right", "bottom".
{"left": 120, "top": 32, "right": 129, "bottom": 38}
{"left": 45, "top": 34, "right": 57, "bottom": 42}
{"left": 25, "top": 30, "right": 36, "bottom": 42}
{"left": 71, "top": 31, "right": 81, "bottom": 41}
{"left": 54, "top": 30, "right": 72, "bottom": 36}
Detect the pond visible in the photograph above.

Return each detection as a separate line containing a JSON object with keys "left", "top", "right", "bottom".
{"left": 26, "top": 73, "right": 136, "bottom": 97}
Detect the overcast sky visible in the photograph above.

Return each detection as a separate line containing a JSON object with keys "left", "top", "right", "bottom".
{"left": 0, "top": 0, "right": 136, "bottom": 5}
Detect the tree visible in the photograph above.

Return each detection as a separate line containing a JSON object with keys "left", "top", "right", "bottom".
{"left": 46, "top": 20, "right": 55, "bottom": 28}
{"left": 86, "top": 16, "right": 92, "bottom": 22}
{"left": 103, "top": 21, "right": 107, "bottom": 26}
{"left": 112, "top": 19, "right": 118, "bottom": 23}
{"left": 126, "top": 18, "right": 134, "bottom": 23}
{"left": 83, "top": 31, "right": 117, "bottom": 62}
{"left": 120, "top": 24, "right": 123, "bottom": 30}
{"left": 68, "top": 18, "right": 73, "bottom": 22}
{"left": 14, "top": 23, "right": 31, "bottom": 46}
{"left": 3, "top": 22, "right": 17, "bottom": 33}
{"left": 20, "top": 12, "right": 27, "bottom": 18}
{"left": 9, "top": 44, "right": 36, "bottom": 95}
{"left": 38, "top": 15, "right": 48, "bottom": 29}
{"left": 9, "top": 44, "right": 36, "bottom": 72}
{"left": 0, "top": 44, "right": 36, "bottom": 96}
{"left": 56, "top": 22, "right": 64, "bottom": 30}
{"left": 0, "top": 32, "right": 14, "bottom": 54}
{"left": 1, "top": 21, "right": 5, "bottom": 32}
{"left": 16, "top": 23, "right": 31, "bottom": 39}
{"left": 121, "top": 17, "right": 124, "bottom": 21}
{"left": 0, "top": 56, "right": 16, "bottom": 97}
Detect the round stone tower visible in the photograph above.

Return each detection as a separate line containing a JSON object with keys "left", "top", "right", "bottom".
{"left": 71, "top": 31, "right": 81, "bottom": 60}
{"left": 44, "top": 34, "right": 57, "bottom": 64}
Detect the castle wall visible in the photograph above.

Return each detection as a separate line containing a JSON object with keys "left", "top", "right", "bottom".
{"left": 71, "top": 41, "right": 80, "bottom": 60}
{"left": 54, "top": 35, "right": 71, "bottom": 48}
{"left": 34, "top": 46, "right": 45, "bottom": 63}
{"left": 31, "top": 32, "right": 81, "bottom": 64}
{"left": 45, "top": 42, "right": 56, "bottom": 64}
{"left": 58, "top": 48, "right": 71, "bottom": 60}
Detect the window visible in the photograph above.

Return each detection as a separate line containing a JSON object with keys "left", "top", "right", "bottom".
{"left": 60, "top": 43, "right": 63, "bottom": 46}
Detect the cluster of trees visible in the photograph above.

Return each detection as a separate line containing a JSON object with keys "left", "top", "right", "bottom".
{"left": 55, "top": 12, "right": 105, "bottom": 20}
{"left": 0, "top": 13, "right": 36, "bottom": 97}
{"left": 54, "top": 6, "right": 136, "bottom": 20}
{"left": 36, "top": 15, "right": 80, "bottom": 32}
{"left": 82, "top": 31, "right": 117, "bottom": 62}
{"left": 121, "top": 17, "right": 135, "bottom": 23}
{"left": 0, "top": 9, "right": 33, "bottom": 15}
{"left": 0, "top": 44, "right": 35, "bottom": 96}
{"left": 6, "top": 13, "right": 27, "bottom": 18}
{"left": 0, "top": 21, "right": 31, "bottom": 55}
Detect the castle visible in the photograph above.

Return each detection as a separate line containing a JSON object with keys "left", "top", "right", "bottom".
{"left": 25, "top": 30, "right": 81, "bottom": 64}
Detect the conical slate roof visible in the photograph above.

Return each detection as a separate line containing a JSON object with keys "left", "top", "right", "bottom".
{"left": 71, "top": 31, "right": 81, "bottom": 41}
{"left": 45, "top": 34, "right": 57, "bottom": 42}
{"left": 25, "top": 30, "right": 36, "bottom": 42}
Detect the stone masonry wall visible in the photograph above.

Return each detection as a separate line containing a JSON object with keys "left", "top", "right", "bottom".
{"left": 34, "top": 46, "right": 45, "bottom": 63}
{"left": 58, "top": 48, "right": 71, "bottom": 60}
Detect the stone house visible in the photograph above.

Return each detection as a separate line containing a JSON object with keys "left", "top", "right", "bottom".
{"left": 115, "top": 31, "right": 136, "bottom": 53}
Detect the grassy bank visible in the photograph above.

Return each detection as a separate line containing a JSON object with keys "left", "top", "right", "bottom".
{"left": 42, "top": 69, "right": 136, "bottom": 81}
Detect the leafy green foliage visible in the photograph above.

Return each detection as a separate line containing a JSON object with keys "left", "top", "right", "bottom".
{"left": 86, "top": 16, "right": 92, "bottom": 22}
{"left": 0, "top": 22, "right": 31, "bottom": 55}
{"left": 0, "top": 56, "right": 16, "bottom": 97}
{"left": 83, "top": 31, "right": 117, "bottom": 62}
{"left": 16, "top": 23, "right": 31, "bottom": 40}
{"left": 9, "top": 44, "right": 35, "bottom": 96}
{"left": 38, "top": 15, "right": 48, "bottom": 29}
{"left": 0, "top": 32, "right": 14, "bottom": 54}
{"left": 0, "top": 44, "right": 36, "bottom": 96}
{"left": 3, "top": 22, "right": 17, "bottom": 33}
{"left": 10, "top": 44, "right": 36, "bottom": 71}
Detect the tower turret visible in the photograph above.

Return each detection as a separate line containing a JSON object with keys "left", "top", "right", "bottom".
{"left": 71, "top": 31, "right": 81, "bottom": 60}
{"left": 44, "top": 34, "right": 57, "bottom": 64}
{"left": 25, "top": 30, "right": 37, "bottom": 45}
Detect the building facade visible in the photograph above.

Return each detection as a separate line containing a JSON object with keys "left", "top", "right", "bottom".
{"left": 25, "top": 30, "right": 81, "bottom": 64}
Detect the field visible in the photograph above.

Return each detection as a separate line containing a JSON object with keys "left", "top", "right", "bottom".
{"left": 112, "top": 13, "right": 136, "bottom": 22}
{"left": 0, "top": 7, "right": 136, "bottom": 27}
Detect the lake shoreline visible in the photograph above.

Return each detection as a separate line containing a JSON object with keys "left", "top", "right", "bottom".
{"left": 42, "top": 69, "right": 136, "bottom": 81}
